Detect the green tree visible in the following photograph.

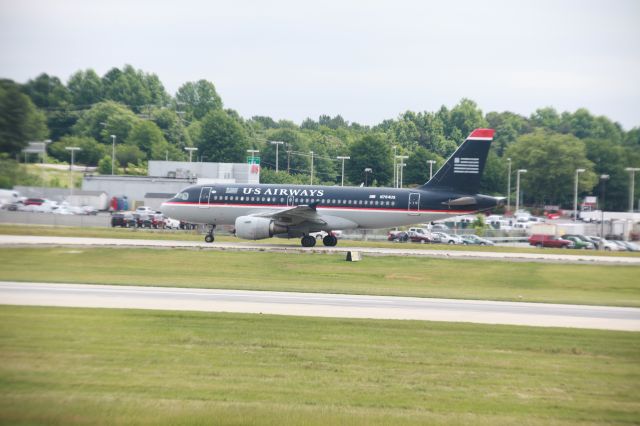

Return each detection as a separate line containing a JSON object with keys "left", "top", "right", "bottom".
{"left": 175, "top": 80, "right": 223, "bottom": 121}
{"left": 67, "top": 69, "right": 103, "bottom": 106}
{"left": 259, "top": 169, "right": 308, "bottom": 184}
{"left": 196, "top": 110, "right": 249, "bottom": 162}
{"left": 505, "top": 130, "right": 597, "bottom": 206}
{"left": 102, "top": 65, "right": 169, "bottom": 111}
{"left": 116, "top": 145, "right": 145, "bottom": 170}
{"left": 72, "top": 101, "right": 141, "bottom": 145}
{"left": 403, "top": 147, "right": 443, "bottom": 186}
{"left": 0, "top": 79, "right": 49, "bottom": 156}
{"left": 150, "top": 108, "right": 190, "bottom": 149}
{"left": 21, "top": 73, "right": 70, "bottom": 108}
{"left": 127, "top": 121, "right": 166, "bottom": 157}
{"left": 48, "top": 136, "right": 107, "bottom": 166}
{"left": 347, "top": 134, "right": 392, "bottom": 186}
{"left": 97, "top": 155, "right": 113, "bottom": 175}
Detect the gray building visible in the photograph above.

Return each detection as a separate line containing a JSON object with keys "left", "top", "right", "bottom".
{"left": 81, "top": 161, "right": 260, "bottom": 209}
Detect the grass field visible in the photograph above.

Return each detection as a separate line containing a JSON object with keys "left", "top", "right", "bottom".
{"left": 1, "top": 247, "right": 639, "bottom": 307}
{"left": 1, "top": 224, "right": 640, "bottom": 257}
{"left": 0, "top": 306, "right": 638, "bottom": 425}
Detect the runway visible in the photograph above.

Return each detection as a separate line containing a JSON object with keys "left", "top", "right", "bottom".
{"left": 2, "top": 234, "right": 640, "bottom": 264}
{"left": 1, "top": 281, "right": 638, "bottom": 331}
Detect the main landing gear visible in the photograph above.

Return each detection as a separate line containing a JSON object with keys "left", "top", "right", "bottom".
{"left": 204, "top": 224, "right": 216, "bottom": 243}
{"left": 300, "top": 233, "right": 338, "bottom": 248}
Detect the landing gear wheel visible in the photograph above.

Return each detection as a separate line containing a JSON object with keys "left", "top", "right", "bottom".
{"left": 204, "top": 224, "right": 216, "bottom": 243}
{"left": 323, "top": 235, "right": 338, "bottom": 247}
{"left": 301, "top": 235, "right": 316, "bottom": 247}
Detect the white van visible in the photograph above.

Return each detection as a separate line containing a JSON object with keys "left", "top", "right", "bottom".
{"left": 0, "top": 189, "right": 20, "bottom": 207}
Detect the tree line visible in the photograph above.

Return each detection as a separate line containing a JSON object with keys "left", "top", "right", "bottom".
{"left": 1, "top": 64, "right": 639, "bottom": 210}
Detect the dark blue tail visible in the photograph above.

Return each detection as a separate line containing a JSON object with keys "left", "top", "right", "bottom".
{"left": 421, "top": 128, "right": 495, "bottom": 194}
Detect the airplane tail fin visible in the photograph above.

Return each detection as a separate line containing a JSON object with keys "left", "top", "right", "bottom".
{"left": 420, "top": 129, "right": 495, "bottom": 194}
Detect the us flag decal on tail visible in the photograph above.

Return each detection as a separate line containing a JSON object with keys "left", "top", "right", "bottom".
{"left": 454, "top": 157, "right": 479, "bottom": 174}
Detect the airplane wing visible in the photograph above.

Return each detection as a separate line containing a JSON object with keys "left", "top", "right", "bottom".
{"left": 252, "top": 202, "right": 326, "bottom": 226}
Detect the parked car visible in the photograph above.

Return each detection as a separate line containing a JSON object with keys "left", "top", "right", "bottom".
{"left": 151, "top": 214, "right": 165, "bottom": 229}
{"left": 432, "top": 232, "right": 464, "bottom": 245}
{"left": 562, "top": 235, "right": 594, "bottom": 250}
{"left": 459, "top": 234, "right": 494, "bottom": 246}
{"left": 164, "top": 217, "right": 181, "bottom": 229}
{"left": 137, "top": 213, "right": 153, "bottom": 228}
{"left": 430, "top": 224, "right": 451, "bottom": 232}
{"left": 111, "top": 213, "right": 127, "bottom": 227}
{"left": 586, "top": 236, "right": 621, "bottom": 251}
{"left": 136, "top": 206, "right": 155, "bottom": 215}
{"left": 407, "top": 231, "right": 433, "bottom": 244}
{"left": 23, "top": 198, "right": 46, "bottom": 206}
{"left": 388, "top": 231, "right": 409, "bottom": 242}
{"left": 528, "top": 234, "right": 574, "bottom": 248}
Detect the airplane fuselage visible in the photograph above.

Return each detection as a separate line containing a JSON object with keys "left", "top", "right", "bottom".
{"left": 161, "top": 182, "right": 497, "bottom": 231}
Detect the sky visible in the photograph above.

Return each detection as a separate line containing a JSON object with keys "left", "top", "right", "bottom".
{"left": 1, "top": 0, "right": 639, "bottom": 129}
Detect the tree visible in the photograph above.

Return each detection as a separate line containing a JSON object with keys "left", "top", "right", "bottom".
{"left": 48, "top": 136, "right": 107, "bottom": 166}
{"left": 196, "top": 110, "right": 249, "bottom": 162}
{"left": 72, "top": 101, "right": 141, "bottom": 145}
{"left": 0, "top": 79, "right": 48, "bottom": 156}
{"left": 446, "top": 98, "right": 488, "bottom": 142}
{"left": 21, "top": 73, "right": 71, "bottom": 108}
{"left": 116, "top": 145, "right": 145, "bottom": 169}
{"left": 97, "top": 155, "right": 113, "bottom": 175}
{"left": 67, "top": 69, "right": 103, "bottom": 106}
{"left": 127, "top": 121, "right": 167, "bottom": 157}
{"left": 175, "top": 80, "right": 223, "bottom": 121}
{"left": 102, "top": 65, "right": 169, "bottom": 111}
{"left": 403, "top": 147, "right": 443, "bottom": 186}
{"left": 505, "top": 130, "right": 596, "bottom": 206}
{"left": 347, "top": 134, "right": 392, "bottom": 186}
{"left": 150, "top": 108, "right": 190, "bottom": 149}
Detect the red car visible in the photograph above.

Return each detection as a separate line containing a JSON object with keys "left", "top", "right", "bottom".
{"left": 24, "top": 198, "right": 45, "bottom": 206}
{"left": 546, "top": 212, "right": 561, "bottom": 220}
{"left": 528, "top": 234, "right": 574, "bottom": 248}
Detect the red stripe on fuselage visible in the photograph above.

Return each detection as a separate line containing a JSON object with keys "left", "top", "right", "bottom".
{"left": 161, "top": 201, "right": 474, "bottom": 214}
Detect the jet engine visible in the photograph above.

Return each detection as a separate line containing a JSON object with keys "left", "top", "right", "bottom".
{"left": 234, "top": 216, "right": 287, "bottom": 240}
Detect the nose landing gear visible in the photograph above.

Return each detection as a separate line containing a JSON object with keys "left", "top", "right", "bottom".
{"left": 204, "top": 224, "right": 216, "bottom": 243}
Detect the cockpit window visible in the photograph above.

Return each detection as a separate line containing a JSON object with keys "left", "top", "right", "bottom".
{"left": 177, "top": 192, "right": 189, "bottom": 201}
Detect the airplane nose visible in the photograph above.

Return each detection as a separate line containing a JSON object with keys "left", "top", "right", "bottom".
{"left": 160, "top": 202, "right": 173, "bottom": 217}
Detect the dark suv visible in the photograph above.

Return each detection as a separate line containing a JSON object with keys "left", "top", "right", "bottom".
{"left": 528, "top": 234, "right": 574, "bottom": 248}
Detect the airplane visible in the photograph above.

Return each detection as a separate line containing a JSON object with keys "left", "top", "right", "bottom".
{"left": 161, "top": 128, "right": 501, "bottom": 247}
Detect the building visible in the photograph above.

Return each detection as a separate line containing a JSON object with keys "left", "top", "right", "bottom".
{"left": 81, "top": 161, "right": 260, "bottom": 209}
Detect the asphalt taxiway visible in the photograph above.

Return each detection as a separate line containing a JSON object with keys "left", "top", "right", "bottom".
{"left": 1, "top": 281, "right": 638, "bottom": 331}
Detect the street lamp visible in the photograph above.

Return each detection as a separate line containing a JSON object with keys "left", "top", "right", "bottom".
{"left": 427, "top": 160, "right": 436, "bottom": 180}
{"left": 396, "top": 155, "right": 408, "bottom": 188}
{"left": 625, "top": 167, "right": 640, "bottom": 212}
{"left": 392, "top": 146, "right": 397, "bottom": 188}
{"left": 600, "top": 174, "right": 610, "bottom": 242}
{"left": 337, "top": 156, "right": 350, "bottom": 186}
{"left": 515, "top": 169, "right": 527, "bottom": 213}
{"left": 364, "top": 168, "right": 372, "bottom": 187}
{"left": 65, "top": 146, "right": 81, "bottom": 197}
{"left": 270, "top": 141, "right": 284, "bottom": 172}
{"left": 506, "top": 158, "right": 512, "bottom": 214}
{"left": 574, "top": 168, "right": 586, "bottom": 222}
{"left": 185, "top": 147, "right": 198, "bottom": 162}
{"left": 110, "top": 135, "right": 116, "bottom": 175}
{"left": 309, "top": 151, "right": 314, "bottom": 185}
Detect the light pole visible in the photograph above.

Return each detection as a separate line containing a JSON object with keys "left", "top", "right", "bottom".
{"left": 364, "top": 168, "right": 372, "bottom": 187}
{"left": 574, "top": 168, "right": 586, "bottom": 222}
{"left": 65, "top": 146, "right": 81, "bottom": 197}
{"left": 337, "top": 156, "right": 350, "bottom": 186}
{"left": 396, "top": 155, "right": 408, "bottom": 188}
{"left": 515, "top": 169, "right": 527, "bottom": 213}
{"left": 392, "top": 146, "right": 397, "bottom": 188}
{"left": 507, "top": 158, "right": 512, "bottom": 213}
{"left": 185, "top": 147, "right": 198, "bottom": 162}
{"left": 427, "top": 160, "right": 436, "bottom": 180}
{"left": 286, "top": 148, "right": 291, "bottom": 174}
{"left": 270, "top": 141, "right": 284, "bottom": 172}
{"left": 309, "top": 151, "right": 314, "bottom": 184}
{"left": 110, "top": 135, "right": 116, "bottom": 175}
{"left": 625, "top": 167, "right": 640, "bottom": 212}
{"left": 600, "top": 174, "right": 609, "bottom": 242}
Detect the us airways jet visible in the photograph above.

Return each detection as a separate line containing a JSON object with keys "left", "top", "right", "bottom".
{"left": 161, "top": 128, "right": 500, "bottom": 247}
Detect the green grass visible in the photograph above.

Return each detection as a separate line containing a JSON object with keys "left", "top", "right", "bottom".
{"left": 0, "top": 306, "right": 638, "bottom": 425}
{"left": 2, "top": 224, "right": 639, "bottom": 257}
{"left": 1, "top": 247, "right": 639, "bottom": 307}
